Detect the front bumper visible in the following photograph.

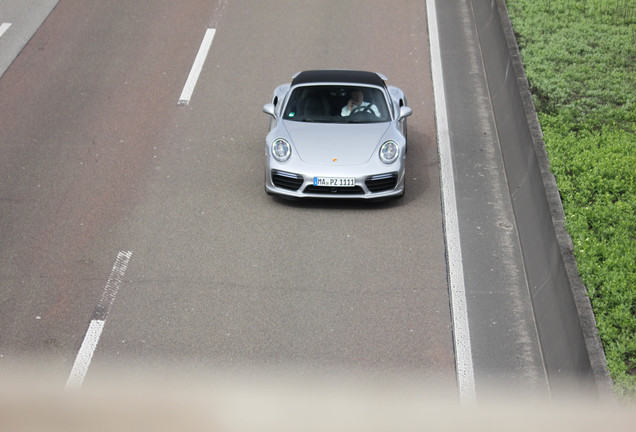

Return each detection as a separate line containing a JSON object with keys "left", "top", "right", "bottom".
{"left": 265, "top": 169, "right": 405, "bottom": 199}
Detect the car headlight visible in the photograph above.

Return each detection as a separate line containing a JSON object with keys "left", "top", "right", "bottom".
{"left": 272, "top": 138, "right": 291, "bottom": 162}
{"left": 379, "top": 140, "right": 399, "bottom": 164}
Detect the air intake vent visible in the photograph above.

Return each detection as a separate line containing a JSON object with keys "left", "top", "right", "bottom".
{"left": 303, "top": 185, "right": 365, "bottom": 195}
{"left": 365, "top": 172, "right": 398, "bottom": 192}
{"left": 272, "top": 170, "right": 303, "bottom": 191}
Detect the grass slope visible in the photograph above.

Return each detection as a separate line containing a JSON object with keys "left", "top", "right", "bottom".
{"left": 505, "top": 0, "right": 636, "bottom": 397}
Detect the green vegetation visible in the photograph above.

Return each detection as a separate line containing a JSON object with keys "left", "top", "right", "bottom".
{"left": 505, "top": 0, "right": 636, "bottom": 397}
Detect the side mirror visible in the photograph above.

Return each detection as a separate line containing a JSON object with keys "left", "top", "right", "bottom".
{"left": 398, "top": 106, "right": 412, "bottom": 120}
{"left": 263, "top": 103, "right": 276, "bottom": 118}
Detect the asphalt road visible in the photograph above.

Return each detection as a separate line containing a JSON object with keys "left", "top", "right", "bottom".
{"left": 0, "top": 0, "right": 455, "bottom": 390}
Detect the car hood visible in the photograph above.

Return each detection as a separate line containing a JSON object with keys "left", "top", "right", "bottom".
{"left": 283, "top": 121, "right": 390, "bottom": 165}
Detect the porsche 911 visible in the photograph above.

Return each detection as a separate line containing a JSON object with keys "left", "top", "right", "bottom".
{"left": 263, "top": 70, "right": 412, "bottom": 200}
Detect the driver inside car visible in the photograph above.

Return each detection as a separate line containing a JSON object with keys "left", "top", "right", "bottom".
{"left": 341, "top": 89, "right": 380, "bottom": 117}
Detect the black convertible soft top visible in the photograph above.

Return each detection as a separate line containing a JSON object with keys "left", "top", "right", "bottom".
{"left": 291, "top": 70, "right": 386, "bottom": 87}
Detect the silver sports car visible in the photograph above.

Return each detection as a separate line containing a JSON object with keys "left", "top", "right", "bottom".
{"left": 263, "top": 70, "right": 412, "bottom": 200}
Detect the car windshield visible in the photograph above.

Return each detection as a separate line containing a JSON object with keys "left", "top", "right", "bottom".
{"left": 282, "top": 85, "right": 391, "bottom": 123}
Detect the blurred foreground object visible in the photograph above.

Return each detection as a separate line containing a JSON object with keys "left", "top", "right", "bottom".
{"left": 1, "top": 371, "right": 635, "bottom": 432}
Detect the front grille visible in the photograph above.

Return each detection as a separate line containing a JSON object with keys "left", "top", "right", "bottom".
{"left": 303, "top": 185, "right": 365, "bottom": 195}
{"left": 365, "top": 172, "right": 398, "bottom": 192}
{"left": 272, "top": 170, "right": 304, "bottom": 191}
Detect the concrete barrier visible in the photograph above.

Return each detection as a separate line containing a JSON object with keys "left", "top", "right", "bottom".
{"left": 469, "top": 0, "right": 612, "bottom": 395}
{"left": 0, "top": 1, "right": 60, "bottom": 79}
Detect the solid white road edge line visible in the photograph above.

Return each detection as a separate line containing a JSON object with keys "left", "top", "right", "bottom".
{"left": 0, "top": 23, "right": 11, "bottom": 38}
{"left": 425, "top": 0, "right": 476, "bottom": 404}
{"left": 66, "top": 251, "right": 133, "bottom": 390}
{"left": 178, "top": 28, "right": 216, "bottom": 105}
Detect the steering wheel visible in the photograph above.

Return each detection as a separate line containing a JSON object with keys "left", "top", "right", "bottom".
{"left": 351, "top": 104, "right": 376, "bottom": 116}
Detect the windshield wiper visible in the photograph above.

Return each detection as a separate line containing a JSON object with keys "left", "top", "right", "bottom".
{"left": 301, "top": 118, "right": 337, "bottom": 123}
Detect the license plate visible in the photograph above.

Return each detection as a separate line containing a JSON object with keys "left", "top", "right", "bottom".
{"left": 313, "top": 177, "right": 356, "bottom": 187}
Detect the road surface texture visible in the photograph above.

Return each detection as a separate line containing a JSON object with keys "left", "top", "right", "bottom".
{"left": 0, "top": 0, "right": 464, "bottom": 394}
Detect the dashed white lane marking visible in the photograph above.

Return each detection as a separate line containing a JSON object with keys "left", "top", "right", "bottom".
{"left": 66, "top": 251, "right": 132, "bottom": 390}
{"left": 65, "top": 319, "right": 104, "bottom": 390}
{"left": 178, "top": 28, "right": 216, "bottom": 106}
{"left": 425, "top": 0, "right": 476, "bottom": 404}
{"left": 0, "top": 23, "right": 11, "bottom": 38}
